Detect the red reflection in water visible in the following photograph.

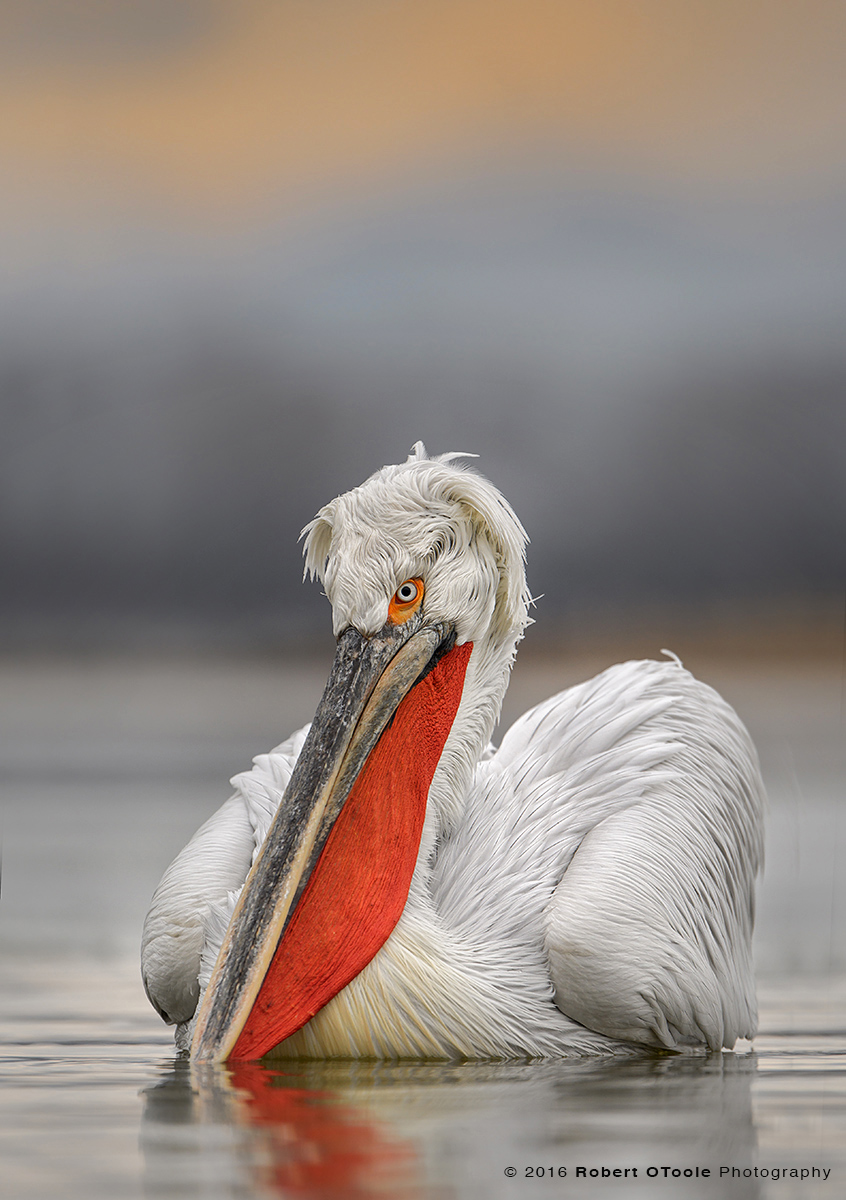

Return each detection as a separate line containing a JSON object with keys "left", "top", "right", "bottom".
{"left": 228, "top": 1063, "right": 424, "bottom": 1199}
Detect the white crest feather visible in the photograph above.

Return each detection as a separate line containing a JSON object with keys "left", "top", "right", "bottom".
{"left": 301, "top": 444, "right": 531, "bottom": 650}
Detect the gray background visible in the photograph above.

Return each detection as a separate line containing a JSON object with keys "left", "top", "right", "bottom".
{"left": 1, "top": 0, "right": 844, "bottom": 651}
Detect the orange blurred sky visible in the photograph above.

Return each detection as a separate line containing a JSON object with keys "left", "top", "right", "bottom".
{"left": 2, "top": 0, "right": 845, "bottom": 224}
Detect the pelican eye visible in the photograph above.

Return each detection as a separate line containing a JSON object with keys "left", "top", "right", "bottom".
{"left": 388, "top": 578, "right": 424, "bottom": 623}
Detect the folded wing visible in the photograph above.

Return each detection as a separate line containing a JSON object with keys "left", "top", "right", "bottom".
{"left": 141, "top": 727, "right": 308, "bottom": 1027}
{"left": 501, "top": 658, "right": 764, "bottom": 1051}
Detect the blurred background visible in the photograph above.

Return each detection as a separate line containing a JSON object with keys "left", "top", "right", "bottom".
{"left": 1, "top": 1, "right": 844, "bottom": 980}
{"left": 1, "top": 0, "right": 844, "bottom": 652}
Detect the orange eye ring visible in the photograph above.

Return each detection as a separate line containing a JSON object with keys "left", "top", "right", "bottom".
{"left": 388, "top": 578, "right": 424, "bottom": 624}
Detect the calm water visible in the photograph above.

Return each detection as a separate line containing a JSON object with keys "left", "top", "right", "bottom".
{"left": 1, "top": 653, "right": 844, "bottom": 1199}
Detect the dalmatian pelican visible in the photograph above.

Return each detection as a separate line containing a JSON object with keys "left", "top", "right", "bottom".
{"left": 141, "top": 444, "right": 764, "bottom": 1062}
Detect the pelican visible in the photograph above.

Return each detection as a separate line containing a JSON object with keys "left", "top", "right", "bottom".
{"left": 142, "top": 444, "right": 764, "bottom": 1061}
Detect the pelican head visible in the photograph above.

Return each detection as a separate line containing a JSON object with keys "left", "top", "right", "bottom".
{"left": 191, "top": 443, "right": 531, "bottom": 1060}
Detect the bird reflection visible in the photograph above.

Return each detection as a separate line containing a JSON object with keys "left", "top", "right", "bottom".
{"left": 141, "top": 1058, "right": 422, "bottom": 1199}
{"left": 141, "top": 1052, "right": 759, "bottom": 1199}
{"left": 228, "top": 1062, "right": 421, "bottom": 1198}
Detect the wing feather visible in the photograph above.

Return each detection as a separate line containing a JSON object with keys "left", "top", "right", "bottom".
{"left": 140, "top": 726, "right": 308, "bottom": 1026}
{"left": 540, "top": 660, "right": 764, "bottom": 1050}
{"left": 433, "top": 657, "right": 763, "bottom": 1052}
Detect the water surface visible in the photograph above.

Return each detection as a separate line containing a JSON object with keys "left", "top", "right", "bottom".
{"left": 1, "top": 654, "right": 843, "bottom": 1198}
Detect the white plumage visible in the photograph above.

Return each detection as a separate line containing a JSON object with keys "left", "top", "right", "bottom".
{"left": 142, "top": 444, "right": 764, "bottom": 1059}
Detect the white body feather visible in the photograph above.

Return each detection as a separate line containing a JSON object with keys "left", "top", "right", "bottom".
{"left": 142, "top": 447, "right": 764, "bottom": 1059}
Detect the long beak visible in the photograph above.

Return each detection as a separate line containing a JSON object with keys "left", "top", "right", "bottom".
{"left": 191, "top": 617, "right": 458, "bottom": 1062}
